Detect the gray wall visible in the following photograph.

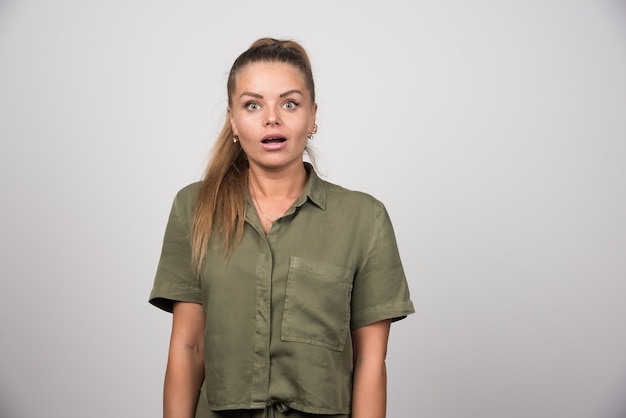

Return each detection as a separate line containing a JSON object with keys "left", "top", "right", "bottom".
{"left": 1, "top": 1, "right": 625, "bottom": 417}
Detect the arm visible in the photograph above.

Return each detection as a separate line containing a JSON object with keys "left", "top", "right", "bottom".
{"left": 163, "top": 302, "right": 205, "bottom": 418}
{"left": 351, "top": 319, "right": 392, "bottom": 418}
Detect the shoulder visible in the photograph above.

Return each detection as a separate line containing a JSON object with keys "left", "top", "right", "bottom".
{"left": 320, "top": 178, "right": 386, "bottom": 217}
{"left": 167, "top": 181, "right": 203, "bottom": 217}
{"left": 176, "top": 181, "right": 203, "bottom": 197}
{"left": 173, "top": 181, "right": 203, "bottom": 203}
{"left": 321, "top": 177, "right": 383, "bottom": 207}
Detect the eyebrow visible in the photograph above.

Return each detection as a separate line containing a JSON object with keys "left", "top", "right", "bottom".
{"left": 280, "top": 89, "right": 304, "bottom": 98}
{"left": 239, "top": 89, "right": 305, "bottom": 99}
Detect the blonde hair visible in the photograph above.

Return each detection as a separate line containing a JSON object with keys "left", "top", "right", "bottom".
{"left": 191, "top": 38, "right": 317, "bottom": 273}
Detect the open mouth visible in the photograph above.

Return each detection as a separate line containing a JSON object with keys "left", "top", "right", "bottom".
{"left": 261, "top": 136, "right": 287, "bottom": 144}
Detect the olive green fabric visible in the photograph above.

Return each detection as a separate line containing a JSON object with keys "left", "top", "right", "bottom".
{"left": 195, "top": 399, "right": 349, "bottom": 417}
{"left": 150, "top": 164, "right": 415, "bottom": 415}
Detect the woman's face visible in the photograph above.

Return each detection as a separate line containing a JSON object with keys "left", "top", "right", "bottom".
{"left": 229, "top": 61, "right": 317, "bottom": 173}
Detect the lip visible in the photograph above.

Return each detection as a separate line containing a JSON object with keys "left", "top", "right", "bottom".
{"left": 261, "top": 133, "right": 287, "bottom": 142}
{"left": 260, "top": 133, "right": 288, "bottom": 151}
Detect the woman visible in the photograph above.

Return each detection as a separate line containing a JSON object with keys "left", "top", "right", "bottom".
{"left": 150, "top": 38, "right": 415, "bottom": 418}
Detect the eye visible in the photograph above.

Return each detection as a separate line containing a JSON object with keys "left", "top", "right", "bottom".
{"left": 283, "top": 100, "right": 299, "bottom": 110}
{"left": 245, "top": 102, "right": 260, "bottom": 111}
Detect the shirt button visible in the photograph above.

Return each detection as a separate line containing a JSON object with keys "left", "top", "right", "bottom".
{"left": 277, "top": 218, "right": 282, "bottom": 223}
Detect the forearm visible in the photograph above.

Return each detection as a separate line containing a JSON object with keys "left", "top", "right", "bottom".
{"left": 163, "top": 343, "right": 205, "bottom": 418}
{"left": 352, "top": 358, "right": 387, "bottom": 418}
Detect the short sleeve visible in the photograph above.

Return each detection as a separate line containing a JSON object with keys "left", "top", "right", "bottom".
{"left": 350, "top": 201, "right": 415, "bottom": 329}
{"left": 149, "top": 184, "right": 203, "bottom": 313}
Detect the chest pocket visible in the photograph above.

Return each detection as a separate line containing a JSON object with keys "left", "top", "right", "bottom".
{"left": 281, "top": 257, "right": 354, "bottom": 351}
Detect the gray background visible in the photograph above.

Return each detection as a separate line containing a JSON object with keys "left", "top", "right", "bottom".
{"left": 1, "top": 1, "right": 625, "bottom": 417}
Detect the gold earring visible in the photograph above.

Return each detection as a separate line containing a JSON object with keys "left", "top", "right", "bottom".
{"left": 307, "top": 124, "right": 318, "bottom": 140}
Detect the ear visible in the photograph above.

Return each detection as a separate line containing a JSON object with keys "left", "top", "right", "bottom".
{"left": 228, "top": 107, "right": 238, "bottom": 136}
{"left": 309, "top": 103, "right": 318, "bottom": 132}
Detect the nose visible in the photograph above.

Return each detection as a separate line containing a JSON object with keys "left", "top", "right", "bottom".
{"left": 265, "top": 109, "right": 281, "bottom": 126}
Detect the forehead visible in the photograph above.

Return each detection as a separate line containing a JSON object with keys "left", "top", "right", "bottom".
{"left": 233, "top": 61, "right": 308, "bottom": 95}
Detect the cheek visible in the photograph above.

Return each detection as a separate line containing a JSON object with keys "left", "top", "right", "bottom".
{"left": 231, "top": 114, "right": 249, "bottom": 136}
{"left": 232, "top": 112, "right": 257, "bottom": 132}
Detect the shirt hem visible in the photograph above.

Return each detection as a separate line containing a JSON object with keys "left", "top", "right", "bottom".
{"left": 205, "top": 401, "right": 350, "bottom": 415}
{"left": 148, "top": 285, "right": 203, "bottom": 313}
{"left": 351, "top": 303, "right": 416, "bottom": 330}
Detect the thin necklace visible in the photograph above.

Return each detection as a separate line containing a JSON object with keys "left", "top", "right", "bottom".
{"left": 251, "top": 190, "right": 278, "bottom": 229}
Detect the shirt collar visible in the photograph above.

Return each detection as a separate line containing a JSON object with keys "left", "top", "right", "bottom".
{"left": 295, "top": 162, "right": 326, "bottom": 211}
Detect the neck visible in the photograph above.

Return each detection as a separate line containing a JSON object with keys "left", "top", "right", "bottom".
{"left": 248, "top": 162, "right": 308, "bottom": 199}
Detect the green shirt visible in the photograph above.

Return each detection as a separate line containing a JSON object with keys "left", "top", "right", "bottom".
{"left": 149, "top": 164, "right": 415, "bottom": 415}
